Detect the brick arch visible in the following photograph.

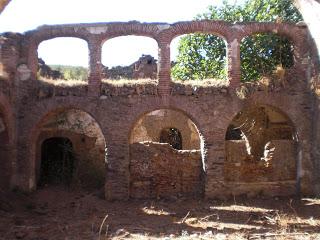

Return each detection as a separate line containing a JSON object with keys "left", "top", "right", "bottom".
{"left": 26, "top": 34, "right": 90, "bottom": 77}
{"left": 26, "top": 102, "right": 107, "bottom": 189}
{"left": 225, "top": 103, "right": 300, "bottom": 151}
{"left": 237, "top": 24, "right": 307, "bottom": 80}
{"left": 225, "top": 103, "right": 299, "bottom": 141}
{"left": 27, "top": 22, "right": 162, "bottom": 47}
{"left": 35, "top": 128, "right": 106, "bottom": 188}
{"left": 128, "top": 105, "right": 207, "bottom": 169}
{"left": 224, "top": 102, "right": 300, "bottom": 194}
{"left": 155, "top": 21, "right": 232, "bottom": 93}
{"left": 129, "top": 109, "right": 201, "bottom": 149}
{"left": 238, "top": 23, "right": 305, "bottom": 50}
{"left": 28, "top": 29, "right": 90, "bottom": 46}
{"left": 99, "top": 23, "right": 161, "bottom": 44}
{"left": 128, "top": 106, "right": 206, "bottom": 199}
{"left": 237, "top": 22, "right": 304, "bottom": 41}
{"left": 102, "top": 34, "right": 158, "bottom": 48}
{"left": 29, "top": 104, "right": 107, "bottom": 150}
{"left": 128, "top": 106, "right": 204, "bottom": 145}
{"left": 159, "top": 20, "right": 231, "bottom": 44}
{"left": 237, "top": 23, "right": 308, "bottom": 82}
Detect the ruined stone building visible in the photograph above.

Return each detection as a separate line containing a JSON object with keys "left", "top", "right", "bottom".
{"left": 0, "top": 0, "right": 320, "bottom": 200}
{"left": 103, "top": 54, "right": 157, "bottom": 80}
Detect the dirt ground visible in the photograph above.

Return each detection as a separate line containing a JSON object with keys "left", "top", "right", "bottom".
{"left": 0, "top": 186, "right": 319, "bottom": 240}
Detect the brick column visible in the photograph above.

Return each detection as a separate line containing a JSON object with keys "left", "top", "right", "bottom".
{"left": 25, "top": 40, "right": 38, "bottom": 80}
{"left": 157, "top": 40, "right": 171, "bottom": 96}
{"left": 204, "top": 135, "right": 226, "bottom": 199}
{"left": 0, "top": 33, "right": 21, "bottom": 80}
{"left": 105, "top": 140, "right": 130, "bottom": 200}
{"left": 227, "top": 37, "right": 241, "bottom": 88}
{"left": 88, "top": 38, "right": 102, "bottom": 97}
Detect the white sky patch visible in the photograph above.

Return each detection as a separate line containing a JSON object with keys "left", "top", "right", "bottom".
{"left": 102, "top": 36, "right": 158, "bottom": 67}
{"left": 0, "top": 0, "right": 242, "bottom": 67}
{"left": 38, "top": 38, "right": 89, "bottom": 67}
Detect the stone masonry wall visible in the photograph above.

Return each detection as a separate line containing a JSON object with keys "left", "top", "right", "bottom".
{"left": 37, "top": 130, "right": 104, "bottom": 189}
{"left": 0, "top": 113, "right": 10, "bottom": 189}
{"left": 0, "top": 20, "right": 318, "bottom": 199}
{"left": 225, "top": 140, "right": 296, "bottom": 184}
{"left": 130, "top": 142, "right": 203, "bottom": 199}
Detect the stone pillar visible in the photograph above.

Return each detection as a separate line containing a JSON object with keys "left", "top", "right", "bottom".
{"left": 157, "top": 40, "right": 171, "bottom": 96}
{"left": 88, "top": 38, "right": 102, "bottom": 97}
{"left": 0, "top": 33, "right": 22, "bottom": 80}
{"left": 227, "top": 37, "right": 241, "bottom": 88}
{"left": 204, "top": 135, "right": 226, "bottom": 199}
{"left": 105, "top": 140, "right": 130, "bottom": 200}
{"left": 27, "top": 43, "right": 38, "bottom": 79}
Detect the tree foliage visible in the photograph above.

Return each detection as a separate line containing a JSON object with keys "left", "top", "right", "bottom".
{"left": 50, "top": 65, "right": 88, "bottom": 81}
{"left": 172, "top": 0, "right": 303, "bottom": 82}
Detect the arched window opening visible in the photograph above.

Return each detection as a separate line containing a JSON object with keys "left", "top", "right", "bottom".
{"left": 37, "top": 38, "right": 89, "bottom": 83}
{"left": 225, "top": 105, "right": 297, "bottom": 184}
{"left": 102, "top": 36, "right": 158, "bottom": 84}
{"left": 171, "top": 34, "right": 227, "bottom": 86}
{"left": 129, "top": 109, "right": 205, "bottom": 199}
{"left": 39, "top": 137, "right": 74, "bottom": 186}
{"left": 240, "top": 33, "right": 294, "bottom": 84}
{"left": 160, "top": 127, "right": 182, "bottom": 150}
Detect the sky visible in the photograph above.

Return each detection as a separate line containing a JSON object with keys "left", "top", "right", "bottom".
{"left": 0, "top": 0, "right": 234, "bottom": 67}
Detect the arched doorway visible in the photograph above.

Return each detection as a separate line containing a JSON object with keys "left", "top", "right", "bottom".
{"left": 225, "top": 105, "right": 297, "bottom": 192}
{"left": 35, "top": 109, "right": 106, "bottom": 190}
{"left": 39, "top": 137, "right": 74, "bottom": 186}
{"left": 129, "top": 109, "right": 204, "bottom": 199}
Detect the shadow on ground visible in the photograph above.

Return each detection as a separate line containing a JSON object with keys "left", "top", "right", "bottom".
{"left": 0, "top": 187, "right": 319, "bottom": 239}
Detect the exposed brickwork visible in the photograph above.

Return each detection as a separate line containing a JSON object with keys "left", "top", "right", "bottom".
{"left": 0, "top": 20, "right": 319, "bottom": 200}
{"left": 225, "top": 140, "right": 296, "bottom": 182}
{"left": 130, "top": 142, "right": 203, "bottom": 199}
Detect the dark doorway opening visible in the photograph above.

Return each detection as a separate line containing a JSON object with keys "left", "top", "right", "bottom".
{"left": 39, "top": 137, "right": 74, "bottom": 186}
{"left": 160, "top": 128, "right": 182, "bottom": 150}
{"left": 225, "top": 124, "right": 244, "bottom": 140}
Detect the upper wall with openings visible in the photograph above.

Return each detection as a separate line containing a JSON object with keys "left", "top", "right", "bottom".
{"left": 0, "top": 21, "right": 308, "bottom": 96}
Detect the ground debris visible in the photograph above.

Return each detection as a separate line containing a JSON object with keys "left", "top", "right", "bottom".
{"left": 248, "top": 232, "right": 309, "bottom": 239}
{"left": 0, "top": 187, "right": 319, "bottom": 239}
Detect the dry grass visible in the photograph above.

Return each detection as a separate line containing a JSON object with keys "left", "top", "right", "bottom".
{"left": 39, "top": 78, "right": 87, "bottom": 87}
{"left": 302, "top": 198, "right": 320, "bottom": 206}
{"left": 172, "top": 78, "right": 228, "bottom": 87}
{"left": 39, "top": 77, "right": 228, "bottom": 88}
{"left": 102, "top": 78, "right": 157, "bottom": 86}
{"left": 2, "top": 187, "right": 320, "bottom": 240}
